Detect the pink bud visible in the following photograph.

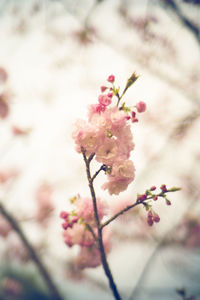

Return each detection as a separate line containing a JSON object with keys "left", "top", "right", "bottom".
{"left": 100, "top": 86, "right": 107, "bottom": 92}
{"left": 148, "top": 211, "right": 153, "bottom": 218}
{"left": 136, "top": 101, "right": 146, "bottom": 113}
{"left": 60, "top": 211, "right": 69, "bottom": 219}
{"left": 131, "top": 111, "right": 136, "bottom": 118}
{"left": 125, "top": 115, "right": 131, "bottom": 120}
{"left": 150, "top": 186, "right": 156, "bottom": 191}
{"left": 71, "top": 216, "right": 79, "bottom": 223}
{"left": 107, "top": 75, "right": 115, "bottom": 83}
{"left": 153, "top": 214, "right": 160, "bottom": 223}
{"left": 161, "top": 184, "right": 168, "bottom": 192}
{"left": 166, "top": 200, "right": 171, "bottom": 206}
{"left": 132, "top": 117, "right": 138, "bottom": 123}
{"left": 98, "top": 94, "right": 112, "bottom": 106}
{"left": 153, "top": 196, "right": 158, "bottom": 201}
{"left": 147, "top": 217, "right": 154, "bottom": 226}
{"left": 62, "top": 222, "right": 69, "bottom": 230}
{"left": 107, "top": 92, "right": 113, "bottom": 98}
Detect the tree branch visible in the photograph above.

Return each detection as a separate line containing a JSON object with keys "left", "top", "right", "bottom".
{"left": 81, "top": 147, "right": 122, "bottom": 300}
{"left": 0, "top": 202, "right": 64, "bottom": 300}
{"left": 160, "top": 0, "right": 200, "bottom": 45}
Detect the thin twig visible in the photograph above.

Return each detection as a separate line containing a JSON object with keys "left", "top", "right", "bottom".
{"left": 91, "top": 164, "right": 106, "bottom": 182}
{"left": 101, "top": 190, "right": 177, "bottom": 229}
{"left": 160, "top": 0, "right": 200, "bottom": 45}
{"left": 0, "top": 202, "right": 64, "bottom": 300}
{"left": 85, "top": 223, "right": 98, "bottom": 242}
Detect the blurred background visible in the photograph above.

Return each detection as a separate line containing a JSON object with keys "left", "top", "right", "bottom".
{"left": 0, "top": 0, "right": 200, "bottom": 299}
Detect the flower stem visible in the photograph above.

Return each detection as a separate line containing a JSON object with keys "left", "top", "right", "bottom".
{"left": 0, "top": 202, "right": 64, "bottom": 300}
{"left": 81, "top": 148, "right": 122, "bottom": 300}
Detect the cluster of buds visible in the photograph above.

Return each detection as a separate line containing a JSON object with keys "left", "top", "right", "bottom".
{"left": 136, "top": 185, "right": 180, "bottom": 226}
{"left": 60, "top": 196, "right": 111, "bottom": 268}
{"left": 147, "top": 211, "right": 160, "bottom": 226}
{"left": 100, "top": 74, "right": 146, "bottom": 123}
{"left": 60, "top": 211, "right": 79, "bottom": 232}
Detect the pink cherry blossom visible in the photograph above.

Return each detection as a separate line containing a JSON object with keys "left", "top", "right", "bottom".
{"left": 75, "top": 227, "right": 111, "bottom": 269}
{"left": 96, "top": 138, "right": 118, "bottom": 165}
{"left": 35, "top": 183, "right": 54, "bottom": 225}
{"left": 75, "top": 196, "right": 106, "bottom": 224}
{"left": 111, "top": 160, "right": 135, "bottom": 180}
{"left": 72, "top": 120, "right": 103, "bottom": 155}
{"left": 102, "top": 177, "right": 132, "bottom": 195}
{"left": 63, "top": 223, "right": 95, "bottom": 248}
{"left": 88, "top": 103, "right": 106, "bottom": 121}
{"left": 98, "top": 94, "right": 112, "bottom": 106}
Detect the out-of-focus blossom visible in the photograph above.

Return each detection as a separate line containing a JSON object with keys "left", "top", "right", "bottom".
{"left": 0, "top": 214, "right": 12, "bottom": 238}
{"left": 35, "top": 183, "right": 54, "bottom": 226}
{"left": 2, "top": 277, "right": 22, "bottom": 297}
{"left": 0, "top": 93, "right": 9, "bottom": 119}
{"left": 0, "top": 67, "right": 8, "bottom": 84}
{"left": 0, "top": 169, "right": 19, "bottom": 184}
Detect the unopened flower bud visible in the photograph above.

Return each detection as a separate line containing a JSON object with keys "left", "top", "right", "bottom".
{"left": 147, "top": 217, "right": 154, "bottom": 226}
{"left": 71, "top": 216, "right": 79, "bottom": 223}
{"left": 153, "top": 214, "right": 160, "bottom": 223}
{"left": 131, "top": 111, "right": 136, "bottom": 118}
{"left": 62, "top": 222, "right": 69, "bottom": 230}
{"left": 150, "top": 186, "right": 156, "bottom": 191}
{"left": 107, "top": 75, "right": 115, "bottom": 83}
{"left": 60, "top": 211, "right": 69, "bottom": 219}
{"left": 136, "top": 101, "right": 146, "bottom": 113}
{"left": 132, "top": 117, "right": 138, "bottom": 123}
{"left": 161, "top": 184, "right": 168, "bottom": 192}
{"left": 100, "top": 86, "right": 107, "bottom": 92}
{"left": 166, "top": 199, "right": 171, "bottom": 206}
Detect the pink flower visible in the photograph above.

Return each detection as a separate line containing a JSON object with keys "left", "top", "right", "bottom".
{"left": 75, "top": 227, "right": 111, "bottom": 269}
{"left": 72, "top": 120, "right": 103, "bottom": 155}
{"left": 115, "top": 125, "right": 135, "bottom": 159}
{"left": 88, "top": 104, "right": 106, "bottom": 121}
{"left": 12, "top": 126, "right": 29, "bottom": 136}
{"left": 102, "top": 177, "right": 132, "bottom": 195}
{"left": 0, "top": 67, "right": 8, "bottom": 83}
{"left": 107, "top": 75, "right": 115, "bottom": 83}
{"left": 75, "top": 196, "right": 106, "bottom": 224}
{"left": 98, "top": 94, "right": 112, "bottom": 106}
{"left": 109, "top": 107, "right": 127, "bottom": 129}
{"left": 35, "top": 183, "right": 54, "bottom": 225}
{"left": 136, "top": 101, "right": 146, "bottom": 113}
{"left": 63, "top": 223, "right": 95, "bottom": 247}
{"left": 75, "top": 246, "right": 101, "bottom": 269}
{"left": 96, "top": 138, "right": 118, "bottom": 165}
{"left": 111, "top": 160, "right": 135, "bottom": 180}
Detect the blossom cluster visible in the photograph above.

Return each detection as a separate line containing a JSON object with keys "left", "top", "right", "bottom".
{"left": 60, "top": 195, "right": 111, "bottom": 269}
{"left": 72, "top": 74, "right": 146, "bottom": 195}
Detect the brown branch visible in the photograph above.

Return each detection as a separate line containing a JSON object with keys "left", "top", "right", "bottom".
{"left": 160, "top": 0, "right": 200, "bottom": 45}
{"left": 91, "top": 164, "right": 106, "bottom": 182}
{"left": 81, "top": 147, "right": 122, "bottom": 300}
{"left": 0, "top": 202, "right": 64, "bottom": 300}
